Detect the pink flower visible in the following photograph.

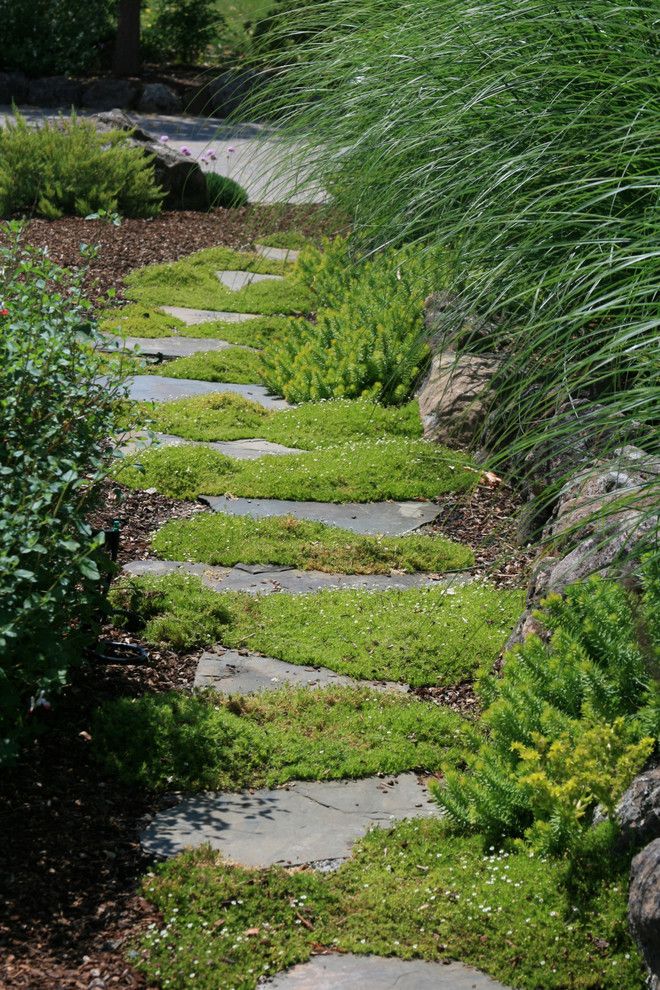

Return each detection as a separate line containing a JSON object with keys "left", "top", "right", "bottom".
{"left": 180, "top": 145, "right": 192, "bottom": 156}
{"left": 158, "top": 134, "right": 169, "bottom": 143}
{"left": 227, "top": 146, "right": 236, "bottom": 154}
{"left": 207, "top": 150, "right": 217, "bottom": 161}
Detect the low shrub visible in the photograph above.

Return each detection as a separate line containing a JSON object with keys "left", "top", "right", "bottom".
{"left": 0, "top": 0, "right": 113, "bottom": 75}
{"left": 206, "top": 171, "right": 249, "bottom": 209}
{"left": 0, "top": 114, "right": 163, "bottom": 221}
{"left": 261, "top": 239, "right": 450, "bottom": 404}
{"left": 433, "top": 566, "right": 659, "bottom": 855}
{"left": 0, "top": 225, "right": 127, "bottom": 764}
{"left": 142, "top": 0, "right": 224, "bottom": 63}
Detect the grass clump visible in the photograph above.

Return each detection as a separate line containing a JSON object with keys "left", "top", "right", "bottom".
{"left": 124, "top": 246, "right": 311, "bottom": 315}
{"left": 100, "top": 305, "right": 293, "bottom": 348}
{"left": 93, "top": 687, "right": 473, "bottom": 790}
{"left": 135, "top": 826, "right": 644, "bottom": 990}
{"left": 141, "top": 394, "right": 422, "bottom": 448}
{"left": 0, "top": 113, "right": 162, "bottom": 220}
{"left": 152, "top": 512, "right": 473, "bottom": 573}
{"left": 434, "top": 567, "right": 659, "bottom": 857}
{"left": 115, "top": 436, "right": 474, "bottom": 502}
{"left": 112, "top": 573, "right": 522, "bottom": 685}
{"left": 149, "top": 349, "right": 265, "bottom": 385}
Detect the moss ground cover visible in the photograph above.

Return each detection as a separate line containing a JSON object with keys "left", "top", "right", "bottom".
{"left": 256, "top": 232, "right": 311, "bottom": 250}
{"left": 135, "top": 824, "right": 643, "bottom": 990}
{"left": 123, "top": 246, "right": 311, "bottom": 315}
{"left": 93, "top": 687, "right": 474, "bottom": 791}
{"left": 148, "top": 349, "right": 265, "bottom": 386}
{"left": 100, "top": 305, "right": 293, "bottom": 348}
{"left": 111, "top": 574, "right": 522, "bottom": 685}
{"left": 139, "top": 395, "right": 422, "bottom": 448}
{"left": 115, "top": 437, "right": 474, "bottom": 502}
{"left": 152, "top": 513, "right": 474, "bottom": 574}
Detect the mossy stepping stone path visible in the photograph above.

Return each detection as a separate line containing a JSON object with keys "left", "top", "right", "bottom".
{"left": 104, "top": 336, "right": 253, "bottom": 359}
{"left": 108, "top": 243, "right": 517, "bottom": 990}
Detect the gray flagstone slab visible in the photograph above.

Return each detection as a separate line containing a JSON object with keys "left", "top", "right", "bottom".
{"left": 102, "top": 336, "right": 250, "bottom": 358}
{"left": 160, "top": 306, "right": 261, "bottom": 325}
{"left": 125, "top": 375, "right": 290, "bottom": 408}
{"left": 118, "top": 431, "right": 302, "bottom": 460}
{"left": 194, "top": 650, "right": 407, "bottom": 694}
{"left": 216, "top": 269, "right": 284, "bottom": 291}
{"left": 200, "top": 494, "right": 441, "bottom": 536}
{"left": 263, "top": 954, "right": 511, "bottom": 989}
{"left": 122, "top": 558, "right": 466, "bottom": 595}
{"left": 255, "top": 244, "right": 300, "bottom": 263}
{"left": 140, "top": 773, "right": 437, "bottom": 865}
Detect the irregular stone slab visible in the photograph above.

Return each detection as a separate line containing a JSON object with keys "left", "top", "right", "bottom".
{"left": 264, "top": 954, "right": 511, "bottom": 990}
{"left": 118, "top": 432, "right": 302, "bottom": 460}
{"left": 125, "top": 375, "right": 290, "bottom": 409}
{"left": 255, "top": 244, "right": 300, "bottom": 263}
{"left": 194, "top": 650, "right": 407, "bottom": 694}
{"left": 140, "top": 774, "right": 437, "bottom": 865}
{"left": 102, "top": 336, "right": 244, "bottom": 359}
{"left": 200, "top": 495, "right": 441, "bottom": 536}
{"left": 122, "top": 558, "right": 466, "bottom": 596}
{"left": 160, "top": 306, "right": 261, "bottom": 326}
{"left": 216, "top": 269, "right": 284, "bottom": 291}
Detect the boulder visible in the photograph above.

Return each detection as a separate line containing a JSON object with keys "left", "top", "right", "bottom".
{"left": 27, "top": 76, "right": 83, "bottom": 108}
{"left": 92, "top": 110, "right": 209, "bottom": 211}
{"left": 618, "top": 766, "right": 660, "bottom": 847}
{"left": 137, "top": 83, "right": 181, "bottom": 115}
{"left": 628, "top": 839, "right": 660, "bottom": 989}
{"left": 0, "top": 70, "right": 28, "bottom": 105}
{"left": 415, "top": 350, "right": 501, "bottom": 445}
{"left": 82, "top": 78, "right": 140, "bottom": 111}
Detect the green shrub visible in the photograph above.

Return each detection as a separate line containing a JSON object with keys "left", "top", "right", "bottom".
{"left": 142, "top": 0, "right": 224, "bottom": 63}
{"left": 0, "top": 114, "right": 163, "bottom": 221}
{"left": 432, "top": 570, "right": 659, "bottom": 854}
{"left": 0, "top": 0, "right": 113, "bottom": 75}
{"left": 0, "top": 225, "right": 127, "bottom": 765}
{"left": 261, "top": 239, "right": 449, "bottom": 404}
{"left": 206, "top": 171, "right": 249, "bottom": 208}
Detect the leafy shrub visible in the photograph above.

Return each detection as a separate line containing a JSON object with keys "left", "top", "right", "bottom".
{"left": 261, "top": 238, "right": 448, "bottom": 404}
{"left": 206, "top": 171, "right": 249, "bottom": 208}
{"left": 0, "top": 225, "right": 127, "bottom": 765}
{"left": 0, "top": 0, "right": 114, "bottom": 75}
{"left": 142, "top": 0, "right": 224, "bottom": 63}
{"left": 432, "top": 569, "right": 659, "bottom": 855}
{"left": 0, "top": 114, "right": 163, "bottom": 221}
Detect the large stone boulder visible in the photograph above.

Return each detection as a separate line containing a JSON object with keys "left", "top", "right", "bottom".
{"left": 415, "top": 350, "right": 501, "bottom": 445}
{"left": 618, "top": 766, "right": 660, "bottom": 848}
{"left": 27, "top": 76, "right": 83, "bottom": 108}
{"left": 83, "top": 78, "right": 140, "bottom": 111}
{"left": 137, "top": 83, "right": 181, "bottom": 115}
{"left": 93, "top": 110, "right": 209, "bottom": 211}
{"left": 628, "top": 839, "right": 660, "bottom": 989}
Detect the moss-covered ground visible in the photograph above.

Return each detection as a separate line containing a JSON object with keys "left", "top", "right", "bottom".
{"left": 152, "top": 512, "right": 474, "bottom": 573}
{"left": 92, "top": 687, "right": 475, "bottom": 791}
{"left": 147, "top": 348, "right": 265, "bottom": 385}
{"left": 134, "top": 825, "right": 643, "bottom": 990}
{"left": 110, "top": 573, "right": 522, "bottom": 685}
{"left": 100, "top": 305, "right": 293, "bottom": 348}
{"left": 137, "top": 394, "right": 422, "bottom": 448}
{"left": 115, "top": 437, "right": 475, "bottom": 502}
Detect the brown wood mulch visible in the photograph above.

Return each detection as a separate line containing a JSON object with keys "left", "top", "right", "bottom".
{"left": 1, "top": 211, "right": 529, "bottom": 990}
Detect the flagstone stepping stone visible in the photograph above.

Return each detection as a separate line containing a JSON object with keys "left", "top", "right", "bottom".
{"left": 264, "top": 954, "right": 511, "bottom": 990}
{"left": 140, "top": 773, "right": 437, "bottom": 865}
{"left": 122, "top": 558, "right": 466, "bottom": 595}
{"left": 255, "top": 244, "right": 300, "bottom": 263}
{"left": 200, "top": 495, "right": 442, "bottom": 536}
{"left": 194, "top": 650, "right": 407, "bottom": 694}
{"left": 103, "top": 336, "right": 253, "bottom": 359}
{"left": 119, "top": 431, "right": 302, "bottom": 460}
{"left": 216, "top": 269, "right": 284, "bottom": 291}
{"left": 160, "top": 305, "right": 261, "bottom": 325}
{"left": 125, "top": 375, "right": 290, "bottom": 408}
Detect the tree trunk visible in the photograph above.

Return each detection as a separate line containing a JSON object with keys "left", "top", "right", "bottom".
{"left": 113, "top": 0, "right": 141, "bottom": 77}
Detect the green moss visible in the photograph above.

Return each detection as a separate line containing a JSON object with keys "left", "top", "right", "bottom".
{"left": 93, "top": 687, "right": 474, "bottom": 790}
{"left": 135, "top": 826, "right": 643, "bottom": 990}
{"left": 149, "top": 348, "right": 265, "bottom": 385}
{"left": 140, "top": 394, "right": 422, "bottom": 448}
{"left": 112, "top": 574, "right": 522, "bottom": 686}
{"left": 152, "top": 513, "right": 474, "bottom": 573}
{"left": 257, "top": 232, "right": 311, "bottom": 250}
{"left": 115, "top": 437, "right": 474, "bottom": 502}
{"left": 100, "top": 305, "right": 294, "bottom": 348}
{"left": 124, "top": 246, "right": 312, "bottom": 315}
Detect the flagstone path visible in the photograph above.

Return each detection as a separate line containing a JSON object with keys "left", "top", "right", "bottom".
{"left": 217, "top": 269, "right": 285, "bottom": 291}
{"left": 105, "top": 336, "right": 254, "bottom": 359}
{"left": 119, "top": 245, "right": 513, "bottom": 989}
{"left": 119, "top": 431, "right": 301, "bottom": 460}
{"left": 160, "top": 305, "right": 262, "bottom": 325}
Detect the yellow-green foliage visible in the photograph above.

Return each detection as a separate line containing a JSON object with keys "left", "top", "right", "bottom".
{"left": 0, "top": 113, "right": 162, "bottom": 219}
